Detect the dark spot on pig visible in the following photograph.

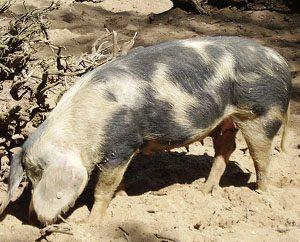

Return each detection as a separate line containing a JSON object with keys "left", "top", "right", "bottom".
{"left": 233, "top": 76, "right": 290, "bottom": 117}
{"left": 105, "top": 158, "right": 122, "bottom": 167}
{"left": 138, "top": 87, "right": 193, "bottom": 146}
{"left": 103, "top": 41, "right": 217, "bottom": 94}
{"left": 187, "top": 79, "right": 234, "bottom": 129}
{"left": 101, "top": 107, "right": 142, "bottom": 167}
{"left": 188, "top": 94, "right": 222, "bottom": 129}
{"left": 251, "top": 105, "right": 266, "bottom": 116}
{"left": 162, "top": 47, "right": 215, "bottom": 94}
{"left": 220, "top": 37, "right": 292, "bottom": 114}
{"left": 264, "top": 119, "right": 282, "bottom": 139}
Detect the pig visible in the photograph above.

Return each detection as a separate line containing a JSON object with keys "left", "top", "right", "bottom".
{"left": 0, "top": 36, "right": 291, "bottom": 225}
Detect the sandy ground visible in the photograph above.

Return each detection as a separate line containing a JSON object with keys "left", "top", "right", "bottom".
{"left": 0, "top": 0, "right": 300, "bottom": 241}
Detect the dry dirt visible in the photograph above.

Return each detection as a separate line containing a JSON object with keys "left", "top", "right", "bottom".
{"left": 0, "top": 0, "right": 300, "bottom": 241}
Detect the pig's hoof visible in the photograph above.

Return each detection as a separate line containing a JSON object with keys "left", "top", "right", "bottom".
{"left": 201, "top": 186, "right": 212, "bottom": 194}
{"left": 257, "top": 183, "right": 268, "bottom": 192}
{"left": 253, "top": 180, "right": 268, "bottom": 193}
{"left": 201, "top": 184, "right": 213, "bottom": 194}
{"left": 87, "top": 214, "right": 103, "bottom": 227}
{"left": 87, "top": 220, "right": 102, "bottom": 228}
{"left": 115, "top": 190, "right": 128, "bottom": 197}
{"left": 201, "top": 183, "right": 221, "bottom": 195}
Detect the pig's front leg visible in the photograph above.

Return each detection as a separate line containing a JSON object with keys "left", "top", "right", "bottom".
{"left": 115, "top": 178, "right": 128, "bottom": 196}
{"left": 88, "top": 108, "right": 141, "bottom": 225}
{"left": 88, "top": 164, "right": 129, "bottom": 225}
{"left": 89, "top": 154, "right": 136, "bottom": 225}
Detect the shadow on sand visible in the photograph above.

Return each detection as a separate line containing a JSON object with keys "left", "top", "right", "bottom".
{"left": 1, "top": 151, "right": 251, "bottom": 226}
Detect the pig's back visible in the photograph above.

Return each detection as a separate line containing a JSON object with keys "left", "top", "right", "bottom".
{"left": 91, "top": 36, "right": 291, "bottom": 110}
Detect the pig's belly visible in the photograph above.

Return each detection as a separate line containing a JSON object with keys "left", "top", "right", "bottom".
{"left": 139, "top": 118, "right": 236, "bottom": 155}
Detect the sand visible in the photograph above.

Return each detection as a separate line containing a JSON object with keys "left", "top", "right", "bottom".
{"left": 0, "top": 0, "right": 299, "bottom": 241}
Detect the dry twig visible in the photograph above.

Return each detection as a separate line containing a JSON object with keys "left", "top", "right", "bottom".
{"left": 40, "top": 224, "right": 73, "bottom": 236}
{"left": 154, "top": 233, "right": 178, "bottom": 242}
{"left": 118, "top": 226, "right": 130, "bottom": 241}
{"left": 0, "top": 0, "right": 15, "bottom": 14}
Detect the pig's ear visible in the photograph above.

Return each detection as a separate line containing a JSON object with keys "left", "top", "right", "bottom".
{"left": 32, "top": 161, "right": 88, "bottom": 224}
{"left": 8, "top": 149, "right": 28, "bottom": 202}
{"left": 1, "top": 149, "right": 27, "bottom": 215}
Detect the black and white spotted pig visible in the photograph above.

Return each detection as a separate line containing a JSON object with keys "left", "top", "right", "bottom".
{"left": 0, "top": 36, "right": 291, "bottom": 225}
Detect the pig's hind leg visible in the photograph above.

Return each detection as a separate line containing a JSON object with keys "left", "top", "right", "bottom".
{"left": 235, "top": 116, "right": 282, "bottom": 191}
{"left": 202, "top": 119, "right": 238, "bottom": 194}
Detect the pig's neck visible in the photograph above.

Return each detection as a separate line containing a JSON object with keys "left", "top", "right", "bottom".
{"left": 45, "top": 84, "right": 119, "bottom": 174}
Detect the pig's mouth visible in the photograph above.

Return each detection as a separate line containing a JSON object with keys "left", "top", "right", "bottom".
{"left": 32, "top": 162, "right": 88, "bottom": 225}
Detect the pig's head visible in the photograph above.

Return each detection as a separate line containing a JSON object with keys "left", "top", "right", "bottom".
{"left": 25, "top": 145, "right": 89, "bottom": 224}
{"left": 2, "top": 130, "right": 89, "bottom": 225}
{"left": 8, "top": 117, "right": 88, "bottom": 224}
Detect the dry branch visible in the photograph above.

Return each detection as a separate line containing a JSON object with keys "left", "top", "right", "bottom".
{"left": 0, "top": 0, "right": 15, "bottom": 14}
{"left": 40, "top": 224, "right": 73, "bottom": 236}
